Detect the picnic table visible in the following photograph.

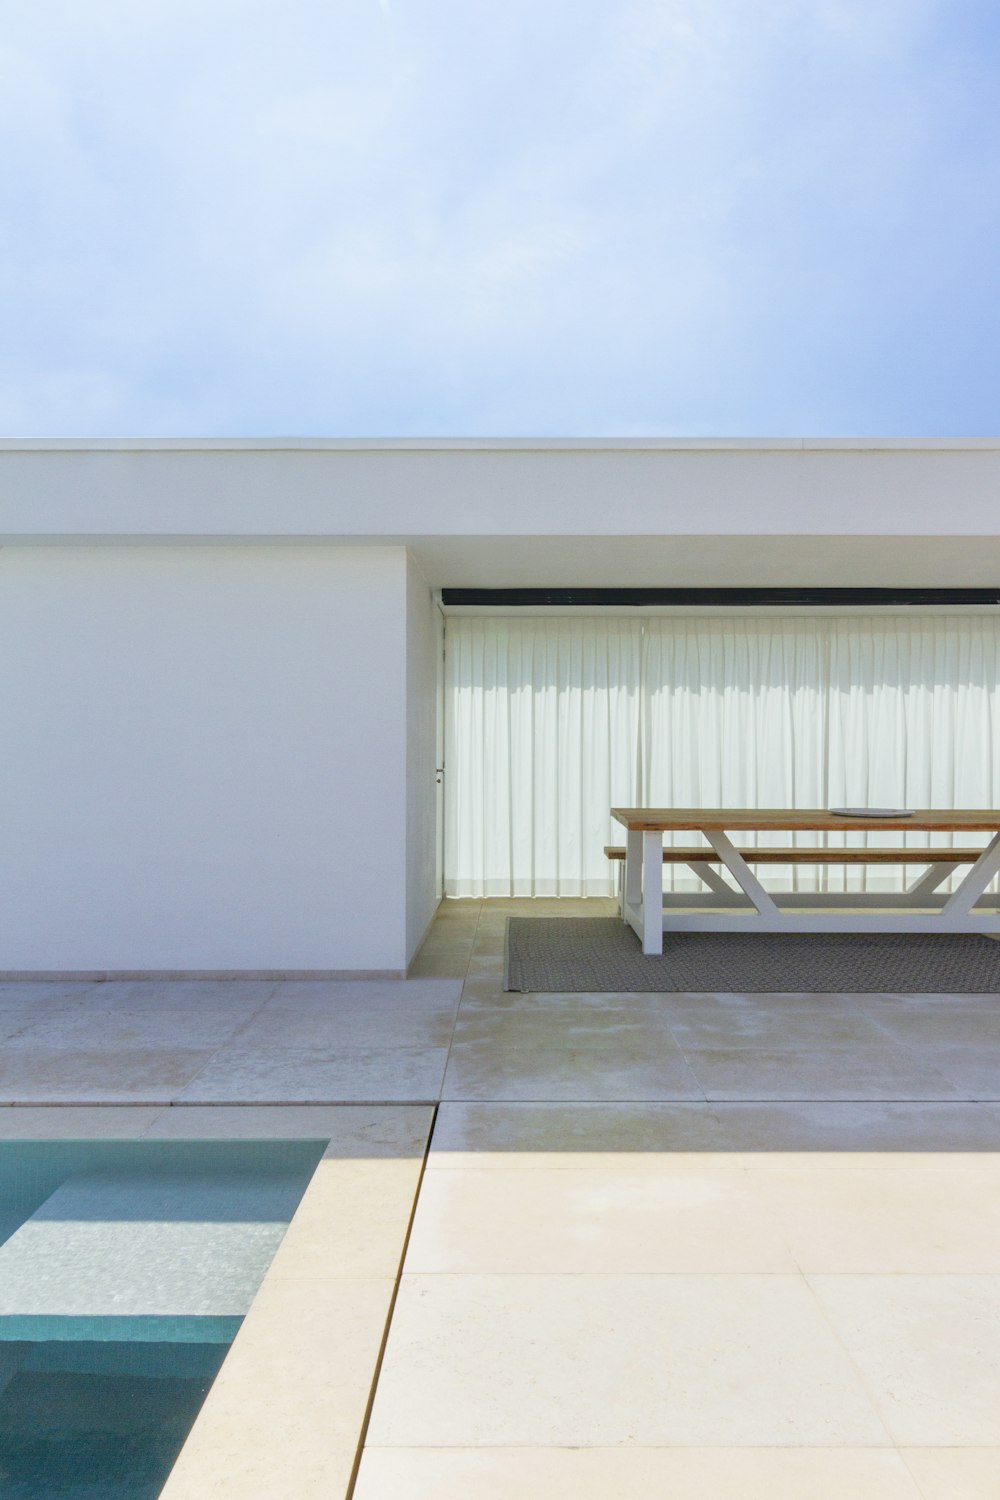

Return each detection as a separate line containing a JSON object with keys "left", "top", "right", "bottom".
{"left": 609, "top": 808, "right": 1000, "bottom": 954}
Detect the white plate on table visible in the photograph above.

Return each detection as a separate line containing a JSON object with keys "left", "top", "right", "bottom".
{"left": 829, "top": 808, "right": 913, "bottom": 818}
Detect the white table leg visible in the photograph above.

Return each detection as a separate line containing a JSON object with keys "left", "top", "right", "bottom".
{"left": 703, "top": 829, "right": 781, "bottom": 918}
{"left": 941, "top": 831, "right": 1000, "bottom": 921}
{"left": 642, "top": 830, "right": 664, "bottom": 954}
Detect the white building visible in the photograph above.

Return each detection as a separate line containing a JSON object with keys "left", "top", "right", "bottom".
{"left": 2, "top": 437, "right": 999, "bottom": 976}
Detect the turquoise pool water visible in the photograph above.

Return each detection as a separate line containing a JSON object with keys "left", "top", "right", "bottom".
{"left": 0, "top": 1139, "right": 325, "bottom": 1498}
{"left": 0, "top": 1339, "right": 228, "bottom": 1498}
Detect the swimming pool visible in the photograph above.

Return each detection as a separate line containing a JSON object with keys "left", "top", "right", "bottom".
{"left": 0, "top": 1139, "right": 325, "bottom": 1498}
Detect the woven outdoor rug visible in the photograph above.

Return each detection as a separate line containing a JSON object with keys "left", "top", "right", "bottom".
{"left": 504, "top": 917, "right": 1000, "bottom": 993}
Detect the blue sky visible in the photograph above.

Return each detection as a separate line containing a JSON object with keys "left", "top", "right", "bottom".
{"left": 2, "top": 0, "right": 999, "bottom": 435}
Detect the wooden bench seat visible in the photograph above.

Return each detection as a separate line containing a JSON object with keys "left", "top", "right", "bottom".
{"left": 604, "top": 844, "right": 985, "bottom": 865}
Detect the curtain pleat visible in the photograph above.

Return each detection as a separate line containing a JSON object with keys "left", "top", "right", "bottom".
{"left": 444, "top": 615, "right": 1000, "bottom": 899}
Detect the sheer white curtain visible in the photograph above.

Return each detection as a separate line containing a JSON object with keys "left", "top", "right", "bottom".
{"left": 822, "top": 618, "right": 1000, "bottom": 888}
{"left": 642, "top": 619, "right": 830, "bottom": 891}
{"left": 444, "top": 614, "right": 1000, "bottom": 898}
{"left": 445, "top": 617, "right": 642, "bottom": 896}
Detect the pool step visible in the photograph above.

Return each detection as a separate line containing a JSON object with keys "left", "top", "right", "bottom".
{"left": 0, "top": 1171, "right": 303, "bottom": 1343}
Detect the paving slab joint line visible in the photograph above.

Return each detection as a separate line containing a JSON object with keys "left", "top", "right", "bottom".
{"left": 0, "top": 1097, "right": 442, "bottom": 1109}
{"left": 344, "top": 1100, "right": 440, "bottom": 1500}
{"left": 799, "top": 1269, "right": 902, "bottom": 1450}
{"left": 898, "top": 1447, "right": 947, "bottom": 1500}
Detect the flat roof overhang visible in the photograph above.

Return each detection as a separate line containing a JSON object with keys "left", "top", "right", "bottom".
{"left": 2, "top": 438, "right": 999, "bottom": 590}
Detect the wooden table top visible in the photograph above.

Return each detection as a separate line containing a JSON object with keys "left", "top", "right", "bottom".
{"left": 611, "top": 808, "right": 1000, "bottom": 833}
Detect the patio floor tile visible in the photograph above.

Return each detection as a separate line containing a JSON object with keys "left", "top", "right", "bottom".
{"left": 665, "top": 1003, "right": 892, "bottom": 1050}
{"left": 175, "top": 1044, "right": 449, "bottom": 1103}
{"left": 404, "top": 1164, "right": 799, "bottom": 1273}
{"left": 900, "top": 1449, "right": 1000, "bottom": 1499}
{"left": 428, "top": 1100, "right": 729, "bottom": 1166}
{"left": 754, "top": 1162, "right": 1000, "bottom": 1272}
{"left": 809, "top": 1274, "right": 1000, "bottom": 1445}
{"left": 442, "top": 1035, "right": 704, "bottom": 1101}
{"left": 354, "top": 1447, "right": 924, "bottom": 1500}
{"left": 916, "top": 1045, "right": 1000, "bottom": 1099}
{"left": 366, "top": 1273, "right": 891, "bottom": 1447}
{"left": 711, "top": 1099, "right": 1000, "bottom": 1155}
{"left": 0, "top": 1105, "right": 166, "bottom": 1136}
{"left": 229, "top": 994, "right": 459, "bottom": 1049}
{"left": 267, "top": 1155, "right": 426, "bottom": 1279}
{"left": 681, "top": 1042, "right": 965, "bottom": 1101}
{"left": 143, "top": 1102, "right": 433, "bottom": 1153}
{"left": 6, "top": 1006, "right": 255, "bottom": 1050}
{"left": 0, "top": 1045, "right": 216, "bottom": 1103}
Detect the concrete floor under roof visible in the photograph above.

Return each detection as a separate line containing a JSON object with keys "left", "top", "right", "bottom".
{"left": 4, "top": 897, "right": 1000, "bottom": 1498}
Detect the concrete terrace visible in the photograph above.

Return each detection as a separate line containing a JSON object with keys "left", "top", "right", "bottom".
{"left": 2, "top": 899, "right": 1000, "bottom": 1498}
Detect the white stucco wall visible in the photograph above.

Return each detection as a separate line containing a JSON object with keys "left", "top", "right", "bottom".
{"left": 0, "top": 544, "right": 418, "bottom": 972}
